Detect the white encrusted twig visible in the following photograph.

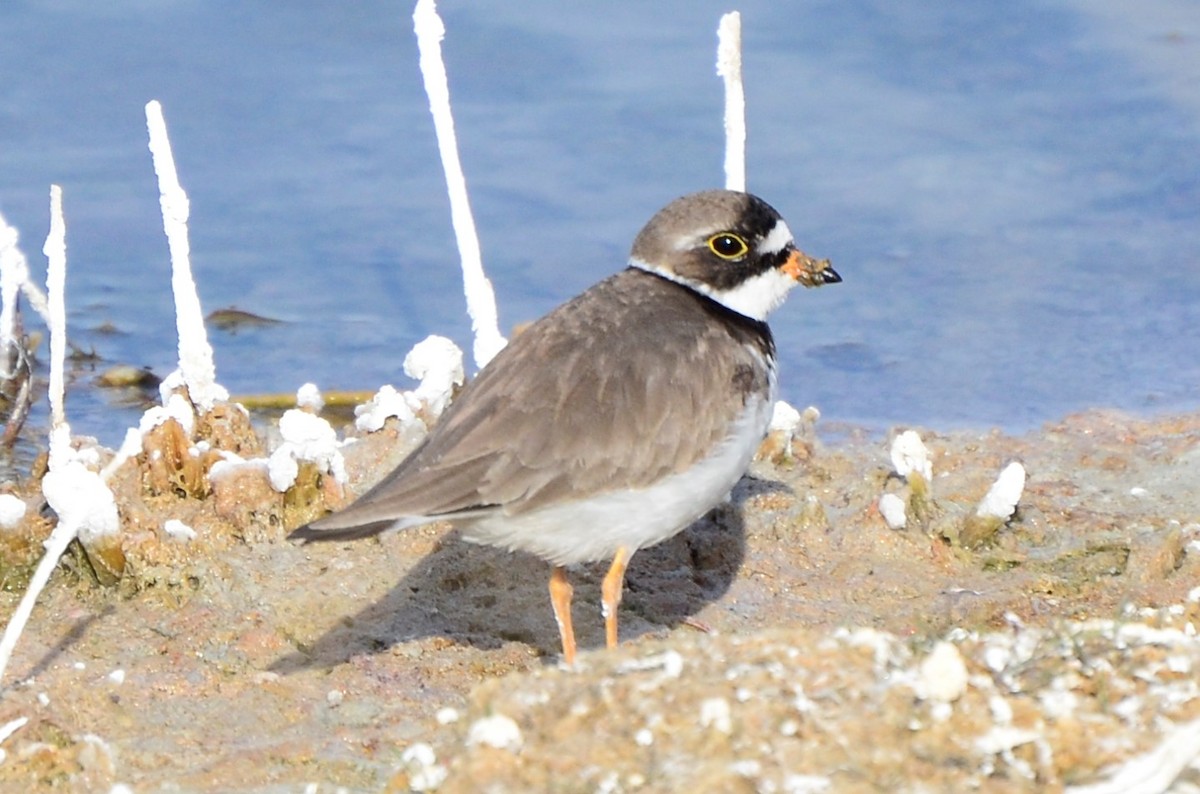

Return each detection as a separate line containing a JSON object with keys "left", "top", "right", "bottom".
{"left": 0, "top": 187, "right": 117, "bottom": 689}
{"left": 0, "top": 218, "right": 22, "bottom": 380}
{"left": 0, "top": 716, "right": 28, "bottom": 747}
{"left": 0, "top": 515, "right": 78, "bottom": 688}
{"left": 0, "top": 212, "right": 51, "bottom": 376}
{"left": 1065, "top": 717, "right": 1200, "bottom": 794}
{"left": 413, "top": 0, "right": 506, "bottom": 370}
{"left": 976, "top": 462, "right": 1026, "bottom": 520}
{"left": 889, "top": 429, "right": 935, "bottom": 526}
{"left": 354, "top": 335, "right": 464, "bottom": 435}
{"left": 145, "top": 100, "right": 228, "bottom": 411}
{"left": 891, "top": 430, "right": 932, "bottom": 483}
{"left": 717, "top": 11, "right": 746, "bottom": 192}
{"left": 266, "top": 398, "right": 347, "bottom": 493}
{"left": 44, "top": 186, "right": 67, "bottom": 430}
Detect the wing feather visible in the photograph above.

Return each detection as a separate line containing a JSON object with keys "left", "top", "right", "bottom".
{"left": 300, "top": 269, "right": 773, "bottom": 536}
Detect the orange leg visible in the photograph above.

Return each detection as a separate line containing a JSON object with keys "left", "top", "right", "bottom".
{"left": 601, "top": 546, "right": 633, "bottom": 650}
{"left": 549, "top": 566, "right": 576, "bottom": 666}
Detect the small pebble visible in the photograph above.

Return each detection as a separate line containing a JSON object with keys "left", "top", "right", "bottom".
{"left": 699, "top": 697, "right": 732, "bottom": 735}
{"left": 466, "top": 714, "right": 522, "bottom": 751}
{"left": 163, "top": 519, "right": 197, "bottom": 542}
{"left": 400, "top": 742, "right": 447, "bottom": 791}
{"left": 0, "top": 494, "right": 27, "bottom": 529}
{"left": 919, "top": 641, "right": 968, "bottom": 703}
{"left": 879, "top": 493, "right": 907, "bottom": 529}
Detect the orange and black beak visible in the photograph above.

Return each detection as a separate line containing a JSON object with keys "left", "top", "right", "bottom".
{"left": 782, "top": 248, "right": 841, "bottom": 288}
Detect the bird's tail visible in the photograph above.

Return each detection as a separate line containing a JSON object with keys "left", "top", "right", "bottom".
{"left": 287, "top": 518, "right": 398, "bottom": 544}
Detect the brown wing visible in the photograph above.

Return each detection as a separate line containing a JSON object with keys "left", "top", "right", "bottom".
{"left": 299, "top": 269, "right": 773, "bottom": 535}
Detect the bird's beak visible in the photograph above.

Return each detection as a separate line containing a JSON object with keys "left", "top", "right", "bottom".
{"left": 782, "top": 248, "right": 841, "bottom": 288}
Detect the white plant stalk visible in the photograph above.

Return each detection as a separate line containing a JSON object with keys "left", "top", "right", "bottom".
{"left": 717, "top": 11, "right": 746, "bottom": 192}
{"left": 0, "top": 215, "right": 28, "bottom": 380}
{"left": 0, "top": 187, "right": 116, "bottom": 689}
{"left": 146, "top": 100, "right": 228, "bottom": 411}
{"left": 0, "top": 212, "right": 51, "bottom": 382}
{"left": 0, "top": 516, "right": 79, "bottom": 688}
{"left": 44, "top": 186, "right": 67, "bottom": 429}
{"left": 413, "top": 0, "right": 506, "bottom": 370}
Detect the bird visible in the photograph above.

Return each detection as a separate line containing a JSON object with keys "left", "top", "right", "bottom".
{"left": 289, "top": 189, "right": 841, "bottom": 666}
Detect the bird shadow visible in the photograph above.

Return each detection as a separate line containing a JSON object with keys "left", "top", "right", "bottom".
{"left": 270, "top": 475, "right": 786, "bottom": 673}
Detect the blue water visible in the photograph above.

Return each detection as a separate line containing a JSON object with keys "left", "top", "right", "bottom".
{"left": 1, "top": 1, "right": 1198, "bottom": 450}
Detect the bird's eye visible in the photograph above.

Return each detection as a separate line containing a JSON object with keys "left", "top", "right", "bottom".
{"left": 707, "top": 233, "right": 749, "bottom": 260}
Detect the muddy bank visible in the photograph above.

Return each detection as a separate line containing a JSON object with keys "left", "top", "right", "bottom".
{"left": 0, "top": 407, "right": 1197, "bottom": 792}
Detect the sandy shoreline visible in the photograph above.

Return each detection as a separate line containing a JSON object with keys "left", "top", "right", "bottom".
{"left": 0, "top": 406, "right": 1197, "bottom": 791}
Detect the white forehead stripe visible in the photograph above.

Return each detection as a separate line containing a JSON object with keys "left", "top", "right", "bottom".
{"left": 756, "top": 220, "right": 794, "bottom": 255}
{"left": 629, "top": 258, "right": 798, "bottom": 322}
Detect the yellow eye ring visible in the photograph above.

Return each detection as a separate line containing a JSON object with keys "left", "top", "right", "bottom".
{"left": 707, "top": 233, "right": 749, "bottom": 260}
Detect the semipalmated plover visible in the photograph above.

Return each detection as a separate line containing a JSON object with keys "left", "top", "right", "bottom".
{"left": 290, "top": 190, "right": 841, "bottom": 665}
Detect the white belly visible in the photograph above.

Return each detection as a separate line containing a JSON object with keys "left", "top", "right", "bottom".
{"left": 458, "top": 393, "right": 773, "bottom": 566}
